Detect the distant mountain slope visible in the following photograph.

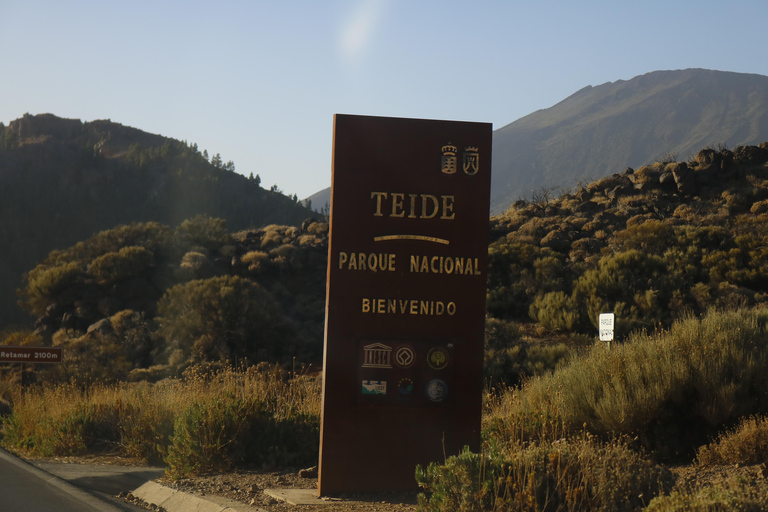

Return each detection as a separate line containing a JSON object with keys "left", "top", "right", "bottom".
{"left": 304, "top": 187, "right": 330, "bottom": 215}
{"left": 0, "top": 114, "right": 314, "bottom": 328}
{"left": 491, "top": 69, "right": 768, "bottom": 213}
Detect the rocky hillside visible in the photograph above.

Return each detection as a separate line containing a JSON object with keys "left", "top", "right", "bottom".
{"left": 12, "top": 140, "right": 768, "bottom": 383}
{"left": 0, "top": 114, "right": 314, "bottom": 329}
{"left": 487, "top": 142, "right": 768, "bottom": 336}
{"left": 15, "top": 217, "right": 328, "bottom": 382}
{"left": 491, "top": 69, "right": 768, "bottom": 212}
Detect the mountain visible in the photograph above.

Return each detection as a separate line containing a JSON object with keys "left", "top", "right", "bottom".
{"left": 0, "top": 114, "right": 315, "bottom": 329}
{"left": 304, "top": 187, "right": 330, "bottom": 215}
{"left": 307, "top": 69, "right": 768, "bottom": 215}
{"left": 491, "top": 68, "right": 768, "bottom": 213}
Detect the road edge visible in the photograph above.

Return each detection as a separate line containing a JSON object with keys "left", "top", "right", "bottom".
{"left": 132, "top": 480, "right": 260, "bottom": 512}
{"left": 0, "top": 447, "right": 124, "bottom": 512}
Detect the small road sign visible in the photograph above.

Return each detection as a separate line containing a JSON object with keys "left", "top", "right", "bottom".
{"left": 599, "top": 313, "right": 615, "bottom": 342}
{"left": 0, "top": 346, "right": 63, "bottom": 364}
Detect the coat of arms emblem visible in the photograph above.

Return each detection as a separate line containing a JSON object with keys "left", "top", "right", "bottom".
{"left": 463, "top": 147, "right": 479, "bottom": 175}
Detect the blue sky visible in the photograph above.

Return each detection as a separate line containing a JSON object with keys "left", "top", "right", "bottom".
{"left": 2, "top": 0, "right": 767, "bottom": 199}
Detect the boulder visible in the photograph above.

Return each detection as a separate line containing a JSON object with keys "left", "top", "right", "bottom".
{"left": 671, "top": 162, "right": 697, "bottom": 195}
{"left": 574, "top": 187, "right": 593, "bottom": 202}
{"left": 87, "top": 318, "right": 112, "bottom": 335}
{"left": 734, "top": 145, "right": 768, "bottom": 165}
{"left": 301, "top": 218, "right": 317, "bottom": 231}
{"left": 540, "top": 228, "right": 574, "bottom": 253}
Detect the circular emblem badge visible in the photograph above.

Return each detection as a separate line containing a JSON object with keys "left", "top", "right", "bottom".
{"left": 394, "top": 345, "right": 416, "bottom": 369}
{"left": 426, "top": 347, "right": 449, "bottom": 370}
{"left": 425, "top": 379, "right": 448, "bottom": 402}
{"left": 398, "top": 377, "right": 414, "bottom": 396}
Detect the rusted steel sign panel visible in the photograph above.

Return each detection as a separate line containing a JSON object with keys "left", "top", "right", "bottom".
{"left": 0, "top": 346, "right": 63, "bottom": 363}
{"left": 319, "top": 114, "right": 492, "bottom": 495}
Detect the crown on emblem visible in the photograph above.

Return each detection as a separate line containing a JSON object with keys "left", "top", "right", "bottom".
{"left": 465, "top": 146, "right": 478, "bottom": 153}
{"left": 442, "top": 144, "right": 457, "bottom": 154}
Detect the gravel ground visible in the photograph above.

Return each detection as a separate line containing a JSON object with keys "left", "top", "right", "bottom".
{"left": 28, "top": 454, "right": 768, "bottom": 511}
{"left": 161, "top": 468, "right": 420, "bottom": 511}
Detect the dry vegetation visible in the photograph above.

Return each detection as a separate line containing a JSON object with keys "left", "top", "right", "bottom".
{"left": 3, "top": 310, "right": 768, "bottom": 510}
{"left": 3, "top": 144, "right": 768, "bottom": 510}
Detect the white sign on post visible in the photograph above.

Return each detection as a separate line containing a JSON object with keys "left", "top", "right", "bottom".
{"left": 599, "top": 313, "right": 615, "bottom": 342}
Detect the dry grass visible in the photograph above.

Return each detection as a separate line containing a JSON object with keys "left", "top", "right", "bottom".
{"left": 483, "top": 308, "right": 768, "bottom": 460}
{"left": 2, "top": 363, "right": 321, "bottom": 469}
{"left": 697, "top": 415, "right": 768, "bottom": 466}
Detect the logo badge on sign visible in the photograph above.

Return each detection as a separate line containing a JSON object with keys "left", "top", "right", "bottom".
{"left": 394, "top": 345, "right": 416, "bottom": 369}
{"left": 425, "top": 379, "right": 448, "bottom": 402}
{"left": 427, "top": 347, "right": 449, "bottom": 370}
{"left": 362, "top": 343, "right": 393, "bottom": 368}
{"left": 441, "top": 144, "right": 458, "bottom": 174}
{"left": 362, "top": 380, "right": 387, "bottom": 395}
{"left": 463, "top": 147, "right": 479, "bottom": 175}
{"left": 397, "top": 378, "right": 414, "bottom": 396}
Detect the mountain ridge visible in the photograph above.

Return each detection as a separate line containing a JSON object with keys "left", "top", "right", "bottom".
{"left": 491, "top": 68, "right": 768, "bottom": 212}
{"left": 0, "top": 114, "right": 315, "bottom": 329}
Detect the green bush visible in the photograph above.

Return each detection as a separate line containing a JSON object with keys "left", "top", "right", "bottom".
{"left": 487, "top": 241, "right": 564, "bottom": 319}
{"left": 165, "top": 395, "right": 259, "bottom": 476}
{"left": 4, "top": 402, "right": 121, "bottom": 457}
{"left": 572, "top": 249, "right": 672, "bottom": 334}
{"left": 529, "top": 291, "right": 579, "bottom": 331}
{"left": 88, "top": 246, "right": 152, "bottom": 285}
{"left": 416, "top": 440, "right": 673, "bottom": 512}
{"left": 164, "top": 395, "right": 319, "bottom": 477}
{"left": 484, "top": 308, "right": 768, "bottom": 461}
{"left": 175, "top": 215, "right": 230, "bottom": 252}
{"left": 158, "top": 275, "right": 290, "bottom": 366}
{"left": 23, "top": 262, "right": 83, "bottom": 316}
{"left": 484, "top": 318, "right": 571, "bottom": 387}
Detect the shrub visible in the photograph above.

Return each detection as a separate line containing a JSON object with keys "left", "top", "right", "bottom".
{"left": 697, "top": 415, "right": 768, "bottom": 466}
{"left": 4, "top": 390, "right": 122, "bottom": 456}
{"left": 22, "top": 261, "right": 84, "bottom": 316}
{"left": 487, "top": 241, "right": 563, "bottom": 320}
{"left": 176, "top": 215, "right": 230, "bottom": 252}
{"left": 2, "top": 364, "right": 321, "bottom": 469}
{"left": 306, "top": 222, "right": 328, "bottom": 235}
{"left": 88, "top": 246, "right": 152, "bottom": 285}
{"left": 269, "top": 243, "right": 294, "bottom": 259}
{"left": 484, "top": 308, "right": 768, "bottom": 461}
{"left": 646, "top": 479, "right": 768, "bottom": 511}
{"left": 165, "top": 395, "right": 259, "bottom": 476}
{"left": 572, "top": 249, "right": 672, "bottom": 333}
{"left": 109, "top": 310, "right": 158, "bottom": 369}
{"left": 483, "top": 318, "right": 572, "bottom": 387}
{"left": 158, "top": 275, "right": 290, "bottom": 366}
{"left": 176, "top": 251, "right": 213, "bottom": 280}
{"left": 416, "top": 439, "right": 673, "bottom": 512}
{"left": 529, "top": 291, "right": 579, "bottom": 331}
{"left": 241, "top": 250, "right": 269, "bottom": 272}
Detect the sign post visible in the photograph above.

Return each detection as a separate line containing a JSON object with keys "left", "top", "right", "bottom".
{"left": 319, "top": 114, "right": 492, "bottom": 495}
{"left": 598, "top": 313, "right": 615, "bottom": 345}
{"left": 0, "top": 346, "right": 63, "bottom": 364}
{"left": 0, "top": 346, "right": 64, "bottom": 387}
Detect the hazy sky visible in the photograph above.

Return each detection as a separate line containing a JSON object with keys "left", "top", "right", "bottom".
{"left": 2, "top": 0, "right": 767, "bottom": 199}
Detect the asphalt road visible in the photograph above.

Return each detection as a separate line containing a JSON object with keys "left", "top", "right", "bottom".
{"left": 0, "top": 448, "right": 147, "bottom": 511}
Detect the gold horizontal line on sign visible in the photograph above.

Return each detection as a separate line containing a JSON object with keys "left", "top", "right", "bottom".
{"left": 373, "top": 235, "right": 450, "bottom": 245}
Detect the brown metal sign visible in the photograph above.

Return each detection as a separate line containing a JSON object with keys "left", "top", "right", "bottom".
{"left": 319, "top": 114, "right": 492, "bottom": 495}
{"left": 0, "top": 346, "right": 63, "bottom": 363}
